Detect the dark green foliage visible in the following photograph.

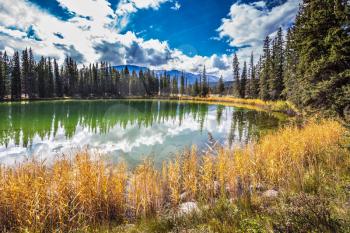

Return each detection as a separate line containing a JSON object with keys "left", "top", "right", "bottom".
{"left": 11, "top": 51, "right": 21, "bottom": 100}
{"left": 37, "top": 57, "right": 46, "bottom": 98}
{"left": 217, "top": 75, "right": 225, "bottom": 96}
{"left": 54, "top": 59, "right": 63, "bottom": 97}
{"left": 201, "top": 66, "right": 209, "bottom": 97}
{"left": 285, "top": 0, "right": 350, "bottom": 115}
{"left": 21, "top": 48, "right": 29, "bottom": 97}
{"left": 192, "top": 78, "right": 200, "bottom": 96}
{"left": 47, "top": 58, "right": 54, "bottom": 97}
{"left": 233, "top": 53, "right": 240, "bottom": 97}
{"left": 0, "top": 52, "right": 5, "bottom": 100}
{"left": 260, "top": 36, "right": 271, "bottom": 100}
{"left": 180, "top": 72, "right": 185, "bottom": 96}
{"left": 240, "top": 61, "right": 247, "bottom": 98}
{"left": 248, "top": 53, "right": 259, "bottom": 98}
{"left": 270, "top": 28, "right": 284, "bottom": 100}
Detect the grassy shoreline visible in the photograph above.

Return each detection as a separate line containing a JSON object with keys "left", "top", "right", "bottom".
{"left": 0, "top": 119, "right": 349, "bottom": 232}
{"left": 0, "top": 95, "right": 298, "bottom": 117}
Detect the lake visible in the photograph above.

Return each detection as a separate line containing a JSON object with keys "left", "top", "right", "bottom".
{"left": 0, "top": 100, "right": 285, "bottom": 166}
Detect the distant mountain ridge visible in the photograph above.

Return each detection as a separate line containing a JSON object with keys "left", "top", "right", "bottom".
{"left": 112, "top": 65, "right": 219, "bottom": 85}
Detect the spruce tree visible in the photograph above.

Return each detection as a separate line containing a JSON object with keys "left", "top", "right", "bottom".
{"left": 290, "top": 0, "right": 350, "bottom": 114}
{"left": 201, "top": 65, "right": 209, "bottom": 97}
{"left": 47, "top": 58, "right": 54, "bottom": 97}
{"left": 0, "top": 52, "right": 4, "bottom": 100}
{"left": 21, "top": 48, "right": 29, "bottom": 98}
{"left": 11, "top": 51, "right": 21, "bottom": 100}
{"left": 269, "top": 28, "right": 284, "bottom": 100}
{"left": 248, "top": 52, "right": 259, "bottom": 98}
{"left": 283, "top": 29, "right": 298, "bottom": 102}
{"left": 28, "top": 48, "right": 36, "bottom": 99}
{"left": 180, "top": 72, "right": 185, "bottom": 96}
{"left": 37, "top": 56, "right": 46, "bottom": 98}
{"left": 260, "top": 36, "right": 271, "bottom": 100}
{"left": 240, "top": 61, "right": 247, "bottom": 98}
{"left": 233, "top": 53, "right": 240, "bottom": 97}
{"left": 217, "top": 75, "right": 225, "bottom": 96}
{"left": 54, "top": 59, "right": 63, "bottom": 97}
{"left": 2, "top": 52, "right": 10, "bottom": 98}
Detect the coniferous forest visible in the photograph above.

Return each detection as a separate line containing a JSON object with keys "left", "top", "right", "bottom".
{"left": 0, "top": 1, "right": 349, "bottom": 117}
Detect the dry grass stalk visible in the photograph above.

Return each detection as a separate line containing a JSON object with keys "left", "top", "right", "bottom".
{"left": 0, "top": 119, "right": 348, "bottom": 232}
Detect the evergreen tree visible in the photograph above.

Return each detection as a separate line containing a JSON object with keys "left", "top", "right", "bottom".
{"left": 248, "top": 52, "right": 259, "bottom": 98}
{"left": 240, "top": 61, "right": 247, "bottom": 98}
{"left": 37, "top": 56, "right": 46, "bottom": 98}
{"left": 0, "top": 52, "right": 4, "bottom": 100}
{"left": 260, "top": 36, "right": 271, "bottom": 100}
{"left": 201, "top": 65, "right": 209, "bottom": 97}
{"left": 233, "top": 53, "right": 240, "bottom": 97}
{"left": 28, "top": 48, "right": 36, "bottom": 99}
{"left": 193, "top": 78, "right": 200, "bottom": 96}
{"left": 288, "top": 0, "right": 350, "bottom": 114}
{"left": 47, "top": 58, "right": 54, "bottom": 97}
{"left": 269, "top": 28, "right": 284, "bottom": 100}
{"left": 283, "top": 28, "right": 298, "bottom": 101}
{"left": 21, "top": 48, "right": 29, "bottom": 98}
{"left": 11, "top": 51, "right": 21, "bottom": 100}
{"left": 2, "top": 52, "right": 10, "bottom": 98}
{"left": 217, "top": 75, "right": 225, "bottom": 96}
{"left": 180, "top": 72, "right": 185, "bottom": 96}
{"left": 54, "top": 59, "right": 63, "bottom": 97}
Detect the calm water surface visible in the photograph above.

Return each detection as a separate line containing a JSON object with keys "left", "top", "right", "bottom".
{"left": 0, "top": 100, "right": 285, "bottom": 166}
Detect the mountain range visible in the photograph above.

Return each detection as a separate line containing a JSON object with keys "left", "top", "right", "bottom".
{"left": 112, "top": 65, "right": 220, "bottom": 85}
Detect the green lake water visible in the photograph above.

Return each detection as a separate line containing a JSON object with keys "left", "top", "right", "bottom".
{"left": 0, "top": 100, "right": 285, "bottom": 166}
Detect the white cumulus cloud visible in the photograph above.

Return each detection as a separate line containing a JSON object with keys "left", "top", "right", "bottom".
{"left": 218, "top": 0, "right": 300, "bottom": 62}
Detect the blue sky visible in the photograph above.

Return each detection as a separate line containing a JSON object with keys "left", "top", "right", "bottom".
{"left": 0, "top": 0, "right": 299, "bottom": 79}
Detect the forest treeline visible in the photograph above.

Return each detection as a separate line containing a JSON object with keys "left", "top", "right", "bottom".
{"left": 0, "top": 0, "right": 349, "bottom": 115}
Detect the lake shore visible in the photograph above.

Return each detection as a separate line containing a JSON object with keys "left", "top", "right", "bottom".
{"left": 0, "top": 95, "right": 299, "bottom": 115}
{"left": 1, "top": 118, "right": 349, "bottom": 232}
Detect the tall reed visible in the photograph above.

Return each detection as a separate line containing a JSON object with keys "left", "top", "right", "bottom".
{"left": 0, "top": 119, "right": 348, "bottom": 232}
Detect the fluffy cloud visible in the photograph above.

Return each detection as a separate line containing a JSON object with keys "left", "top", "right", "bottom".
{"left": 0, "top": 0, "right": 231, "bottom": 78}
{"left": 0, "top": 0, "right": 300, "bottom": 81}
{"left": 115, "top": 0, "right": 170, "bottom": 28}
{"left": 218, "top": 0, "right": 300, "bottom": 61}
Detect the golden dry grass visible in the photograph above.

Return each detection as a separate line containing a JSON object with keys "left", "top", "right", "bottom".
{"left": 0, "top": 119, "right": 348, "bottom": 232}
{"left": 179, "top": 96, "right": 298, "bottom": 114}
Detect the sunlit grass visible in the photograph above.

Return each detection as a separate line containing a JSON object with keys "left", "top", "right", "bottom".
{"left": 0, "top": 119, "right": 348, "bottom": 232}
{"left": 179, "top": 96, "right": 298, "bottom": 115}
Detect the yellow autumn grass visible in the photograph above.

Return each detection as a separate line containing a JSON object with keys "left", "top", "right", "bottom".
{"left": 179, "top": 96, "right": 298, "bottom": 114}
{"left": 0, "top": 119, "right": 348, "bottom": 232}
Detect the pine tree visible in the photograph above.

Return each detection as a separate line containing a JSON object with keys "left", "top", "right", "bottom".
{"left": 47, "top": 58, "right": 54, "bottom": 97}
{"left": 21, "top": 48, "right": 29, "bottom": 98}
{"left": 2, "top": 52, "right": 10, "bottom": 98}
{"left": 240, "top": 61, "right": 247, "bottom": 98}
{"left": 180, "top": 72, "right": 185, "bottom": 96}
{"left": 28, "top": 48, "right": 36, "bottom": 99}
{"left": 193, "top": 78, "right": 200, "bottom": 96}
{"left": 248, "top": 52, "right": 259, "bottom": 98}
{"left": 37, "top": 56, "right": 46, "bottom": 98}
{"left": 201, "top": 65, "right": 209, "bottom": 97}
{"left": 233, "top": 53, "right": 240, "bottom": 97}
{"left": 217, "top": 75, "right": 225, "bottom": 96}
{"left": 260, "top": 36, "right": 271, "bottom": 100}
{"left": 0, "top": 52, "right": 4, "bottom": 100}
{"left": 290, "top": 0, "right": 350, "bottom": 114}
{"left": 283, "top": 29, "right": 298, "bottom": 102}
{"left": 269, "top": 28, "right": 284, "bottom": 100}
{"left": 11, "top": 51, "right": 21, "bottom": 100}
{"left": 54, "top": 59, "right": 63, "bottom": 97}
